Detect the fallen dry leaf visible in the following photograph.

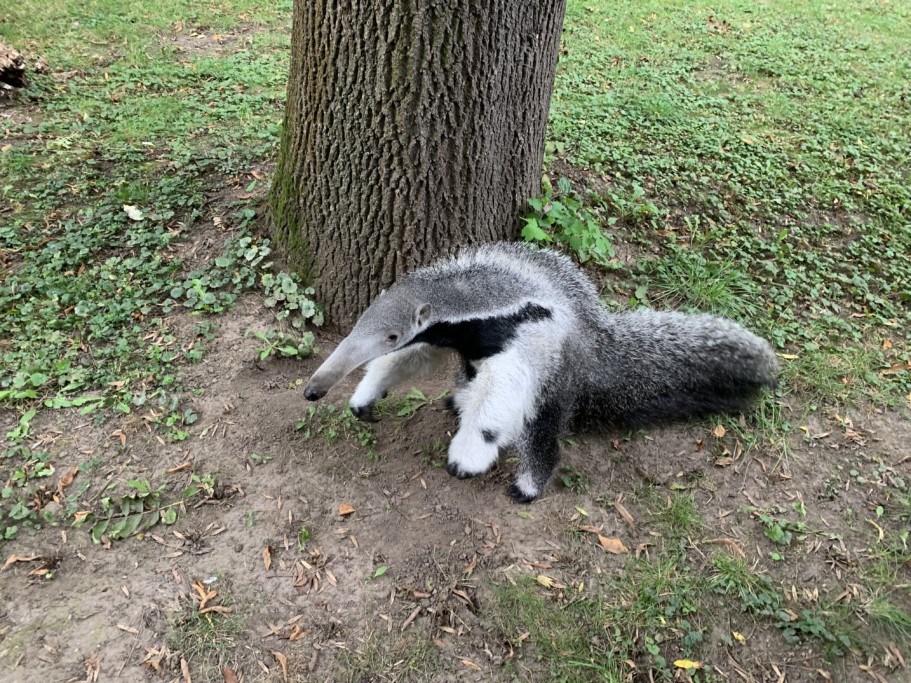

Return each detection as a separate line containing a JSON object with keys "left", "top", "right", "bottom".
{"left": 338, "top": 502, "right": 356, "bottom": 516}
{"left": 886, "top": 643, "right": 905, "bottom": 668}
{"left": 117, "top": 623, "right": 139, "bottom": 634}
{"left": 451, "top": 588, "right": 473, "bottom": 605}
{"left": 28, "top": 561, "right": 54, "bottom": 577}
{"left": 192, "top": 580, "right": 217, "bottom": 610}
{"left": 144, "top": 660, "right": 163, "bottom": 676}
{"left": 867, "top": 518, "right": 885, "bottom": 542}
{"left": 181, "top": 657, "right": 192, "bottom": 683}
{"left": 523, "top": 560, "right": 552, "bottom": 569}
{"left": 57, "top": 466, "right": 78, "bottom": 495}
{"left": 461, "top": 659, "right": 482, "bottom": 671}
{"left": 262, "top": 546, "right": 272, "bottom": 571}
{"left": 273, "top": 651, "right": 289, "bottom": 682}
{"left": 712, "top": 424, "right": 726, "bottom": 438}
{"left": 287, "top": 624, "right": 309, "bottom": 640}
{"left": 675, "top": 658, "right": 703, "bottom": 670}
{"left": 222, "top": 668, "right": 239, "bottom": 683}
{"left": 597, "top": 535, "right": 629, "bottom": 554}
{"left": 166, "top": 461, "right": 192, "bottom": 474}
{"left": 536, "top": 574, "right": 556, "bottom": 588}
{"left": 704, "top": 538, "right": 746, "bottom": 558}
{"left": 2, "top": 554, "right": 40, "bottom": 571}
{"left": 84, "top": 651, "right": 101, "bottom": 682}
{"left": 858, "top": 664, "right": 889, "bottom": 683}
{"left": 882, "top": 361, "right": 911, "bottom": 375}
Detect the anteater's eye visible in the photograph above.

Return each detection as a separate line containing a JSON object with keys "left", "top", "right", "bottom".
{"left": 387, "top": 333, "right": 399, "bottom": 343}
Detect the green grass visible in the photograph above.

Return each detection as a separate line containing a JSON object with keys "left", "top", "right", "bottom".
{"left": 711, "top": 553, "right": 859, "bottom": 655}
{"left": 294, "top": 403, "right": 378, "bottom": 457}
{"left": 1, "top": 0, "right": 297, "bottom": 408}
{"left": 865, "top": 596, "right": 911, "bottom": 645}
{"left": 484, "top": 490, "right": 901, "bottom": 677}
{"left": 637, "top": 242, "right": 761, "bottom": 321}
{"left": 544, "top": 0, "right": 911, "bottom": 404}
{"left": 0, "top": 0, "right": 317, "bottom": 543}
{"left": 641, "top": 490, "right": 703, "bottom": 539}
{"left": 1, "top": 0, "right": 292, "bottom": 67}
{"left": 336, "top": 631, "right": 441, "bottom": 683}
{"left": 3, "top": 0, "right": 911, "bottom": 676}
{"left": 166, "top": 579, "right": 246, "bottom": 679}
{"left": 489, "top": 577, "right": 625, "bottom": 682}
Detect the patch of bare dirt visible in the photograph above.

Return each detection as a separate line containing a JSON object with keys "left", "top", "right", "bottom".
{"left": 0, "top": 101, "right": 43, "bottom": 151}
{"left": 167, "top": 26, "right": 257, "bottom": 58}
{"left": 2, "top": 286, "right": 909, "bottom": 682}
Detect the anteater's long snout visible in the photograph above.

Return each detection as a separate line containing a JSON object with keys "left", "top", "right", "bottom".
{"left": 303, "top": 358, "right": 346, "bottom": 402}
{"left": 303, "top": 385, "right": 324, "bottom": 401}
{"left": 303, "top": 335, "right": 383, "bottom": 401}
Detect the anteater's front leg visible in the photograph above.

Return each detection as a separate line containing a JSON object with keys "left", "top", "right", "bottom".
{"left": 349, "top": 344, "right": 452, "bottom": 420}
{"left": 446, "top": 349, "right": 538, "bottom": 479}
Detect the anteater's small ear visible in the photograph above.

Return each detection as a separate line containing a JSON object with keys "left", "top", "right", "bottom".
{"left": 414, "top": 303, "right": 432, "bottom": 328}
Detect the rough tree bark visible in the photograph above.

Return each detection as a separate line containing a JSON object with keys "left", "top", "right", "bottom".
{"left": 269, "top": 0, "right": 567, "bottom": 327}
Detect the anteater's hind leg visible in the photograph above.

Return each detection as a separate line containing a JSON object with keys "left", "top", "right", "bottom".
{"left": 446, "top": 349, "right": 539, "bottom": 479}
{"left": 508, "top": 397, "right": 564, "bottom": 503}
{"left": 349, "top": 344, "right": 452, "bottom": 420}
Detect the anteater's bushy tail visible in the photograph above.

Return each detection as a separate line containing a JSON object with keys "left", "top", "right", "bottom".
{"left": 581, "top": 310, "right": 779, "bottom": 427}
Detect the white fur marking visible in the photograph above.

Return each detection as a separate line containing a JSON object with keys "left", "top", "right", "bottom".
{"left": 455, "top": 347, "right": 539, "bottom": 445}
{"left": 514, "top": 471, "right": 538, "bottom": 498}
{"left": 448, "top": 345, "right": 548, "bottom": 475}
{"left": 350, "top": 344, "right": 451, "bottom": 410}
{"left": 447, "top": 429, "right": 499, "bottom": 475}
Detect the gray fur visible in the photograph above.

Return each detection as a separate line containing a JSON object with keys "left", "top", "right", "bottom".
{"left": 304, "top": 242, "right": 779, "bottom": 502}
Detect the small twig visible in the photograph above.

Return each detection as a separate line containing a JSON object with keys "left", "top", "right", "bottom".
{"left": 117, "top": 630, "right": 141, "bottom": 677}
{"left": 400, "top": 605, "right": 421, "bottom": 632}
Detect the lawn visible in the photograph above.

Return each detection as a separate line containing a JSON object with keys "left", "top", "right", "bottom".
{"left": 1, "top": 0, "right": 909, "bottom": 681}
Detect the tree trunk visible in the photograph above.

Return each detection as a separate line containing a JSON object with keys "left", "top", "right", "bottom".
{"left": 269, "top": 0, "right": 567, "bottom": 328}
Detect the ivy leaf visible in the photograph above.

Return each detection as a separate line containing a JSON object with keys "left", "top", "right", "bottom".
{"left": 120, "top": 512, "right": 144, "bottom": 538}
{"left": 520, "top": 217, "right": 552, "bottom": 242}
{"left": 91, "top": 518, "right": 111, "bottom": 544}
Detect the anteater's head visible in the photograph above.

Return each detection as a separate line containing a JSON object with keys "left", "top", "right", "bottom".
{"left": 303, "top": 286, "right": 433, "bottom": 401}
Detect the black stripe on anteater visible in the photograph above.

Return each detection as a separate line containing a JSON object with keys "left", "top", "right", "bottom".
{"left": 409, "top": 302, "right": 551, "bottom": 361}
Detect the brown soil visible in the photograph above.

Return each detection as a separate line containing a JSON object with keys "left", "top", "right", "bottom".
{"left": 167, "top": 26, "right": 258, "bottom": 57}
{"left": 1, "top": 285, "right": 909, "bottom": 682}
